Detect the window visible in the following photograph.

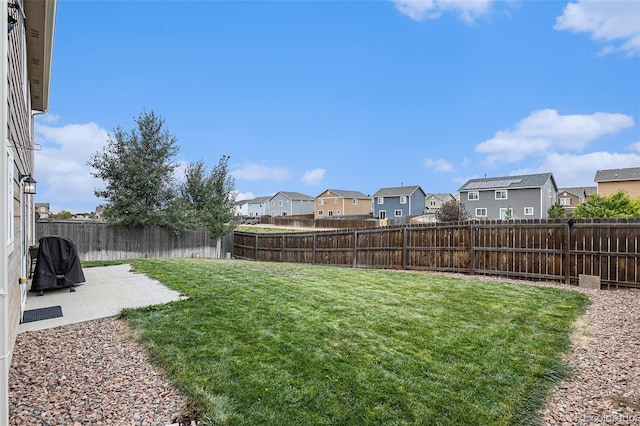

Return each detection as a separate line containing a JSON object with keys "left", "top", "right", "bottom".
{"left": 560, "top": 198, "right": 571, "bottom": 206}
{"left": 379, "top": 210, "right": 386, "bottom": 219}
{"left": 524, "top": 207, "right": 534, "bottom": 216}
{"left": 399, "top": 196, "right": 407, "bottom": 204}
{"left": 318, "top": 210, "right": 324, "bottom": 216}
{"left": 475, "top": 208, "right": 487, "bottom": 217}
{"left": 318, "top": 199, "right": 324, "bottom": 205}
{"left": 378, "top": 197, "right": 384, "bottom": 205}
{"left": 337, "top": 210, "right": 341, "bottom": 215}
{"left": 429, "top": 200, "right": 437, "bottom": 206}
{"left": 468, "top": 192, "right": 479, "bottom": 201}
{"left": 334, "top": 198, "right": 338, "bottom": 204}
{"left": 495, "top": 190, "right": 508, "bottom": 200}
{"left": 278, "top": 200, "right": 283, "bottom": 207}
{"left": 352, "top": 199, "right": 358, "bottom": 205}
{"left": 394, "top": 210, "right": 403, "bottom": 217}
{"left": 328, "top": 211, "right": 333, "bottom": 217}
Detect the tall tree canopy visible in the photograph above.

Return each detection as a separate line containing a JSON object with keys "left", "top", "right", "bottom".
{"left": 88, "top": 110, "right": 179, "bottom": 227}
{"left": 173, "top": 157, "right": 237, "bottom": 238}
{"left": 435, "top": 199, "right": 470, "bottom": 222}
{"left": 572, "top": 190, "right": 640, "bottom": 218}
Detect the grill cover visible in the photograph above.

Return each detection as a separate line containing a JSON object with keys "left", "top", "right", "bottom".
{"left": 30, "top": 236, "right": 86, "bottom": 292}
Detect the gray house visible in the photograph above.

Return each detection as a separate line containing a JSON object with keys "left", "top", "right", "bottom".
{"left": 269, "top": 191, "right": 315, "bottom": 216}
{"left": 246, "top": 196, "right": 272, "bottom": 217}
{"left": 372, "top": 185, "right": 427, "bottom": 219}
{"left": 458, "top": 173, "right": 558, "bottom": 220}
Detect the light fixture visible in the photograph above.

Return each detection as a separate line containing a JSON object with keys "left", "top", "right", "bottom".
{"left": 8, "top": 1, "right": 25, "bottom": 34}
{"left": 8, "top": 15, "right": 17, "bottom": 34}
{"left": 19, "top": 173, "right": 37, "bottom": 195}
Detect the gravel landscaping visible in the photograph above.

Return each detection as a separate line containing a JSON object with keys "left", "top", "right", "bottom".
{"left": 8, "top": 276, "right": 640, "bottom": 425}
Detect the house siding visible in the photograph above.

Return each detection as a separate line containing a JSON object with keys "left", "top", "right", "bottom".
{"left": 599, "top": 181, "right": 640, "bottom": 198}
{"left": 270, "top": 192, "right": 314, "bottom": 216}
{"left": 314, "top": 190, "right": 372, "bottom": 218}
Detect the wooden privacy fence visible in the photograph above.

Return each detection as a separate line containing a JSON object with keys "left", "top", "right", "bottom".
{"left": 36, "top": 220, "right": 232, "bottom": 262}
{"left": 233, "top": 218, "right": 640, "bottom": 289}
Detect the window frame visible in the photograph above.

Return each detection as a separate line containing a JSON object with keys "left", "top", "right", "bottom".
{"left": 495, "top": 190, "right": 508, "bottom": 200}
{"left": 475, "top": 208, "right": 487, "bottom": 218}
{"left": 468, "top": 192, "right": 479, "bottom": 201}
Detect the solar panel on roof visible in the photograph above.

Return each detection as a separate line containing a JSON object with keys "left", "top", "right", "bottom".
{"left": 465, "top": 178, "right": 522, "bottom": 189}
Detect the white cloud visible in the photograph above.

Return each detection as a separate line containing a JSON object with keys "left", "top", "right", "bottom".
{"left": 628, "top": 142, "right": 640, "bottom": 152}
{"left": 235, "top": 191, "right": 255, "bottom": 202}
{"left": 231, "top": 162, "right": 291, "bottom": 182}
{"left": 424, "top": 157, "right": 454, "bottom": 172}
{"left": 475, "top": 109, "right": 634, "bottom": 163}
{"left": 392, "top": 0, "right": 493, "bottom": 23}
{"left": 35, "top": 121, "right": 110, "bottom": 213}
{"left": 554, "top": 0, "right": 640, "bottom": 56}
{"left": 301, "top": 168, "right": 325, "bottom": 186}
{"left": 512, "top": 151, "right": 640, "bottom": 187}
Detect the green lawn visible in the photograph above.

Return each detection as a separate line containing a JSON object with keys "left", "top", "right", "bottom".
{"left": 119, "top": 259, "right": 589, "bottom": 426}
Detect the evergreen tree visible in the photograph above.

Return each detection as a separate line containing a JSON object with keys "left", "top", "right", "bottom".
{"left": 547, "top": 203, "right": 566, "bottom": 219}
{"left": 88, "top": 110, "right": 179, "bottom": 227}
{"left": 172, "top": 156, "right": 237, "bottom": 238}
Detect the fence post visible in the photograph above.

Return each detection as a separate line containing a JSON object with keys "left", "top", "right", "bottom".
{"left": 565, "top": 219, "right": 574, "bottom": 285}
{"left": 353, "top": 229, "right": 358, "bottom": 268}
{"left": 469, "top": 221, "right": 475, "bottom": 276}
{"left": 313, "top": 233, "right": 317, "bottom": 265}
{"left": 254, "top": 234, "right": 259, "bottom": 261}
{"left": 403, "top": 226, "right": 408, "bottom": 270}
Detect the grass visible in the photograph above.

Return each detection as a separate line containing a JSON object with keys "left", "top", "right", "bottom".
{"left": 119, "top": 259, "right": 589, "bottom": 426}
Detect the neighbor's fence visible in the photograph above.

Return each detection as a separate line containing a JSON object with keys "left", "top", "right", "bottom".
{"left": 233, "top": 218, "right": 640, "bottom": 289}
{"left": 36, "top": 220, "right": 232, "bottom": 262}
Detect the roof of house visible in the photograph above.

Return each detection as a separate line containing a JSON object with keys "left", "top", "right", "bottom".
{"left": 247, "top": 196, "right": 272, "bottom": 203}
{"left": 558, "top": 186, "right": 597, "bottom": 197}
{"left": 458, "top": 173, "right": 555, "bottom": 192}
{"left": 594, "top": 167, "right": 640, "bottom": 183}
{"left": 274, "top": 191, "right": 314, "bottom": 201}
{"left": 23, "top": 0, "right": 57, "bottom": 112}
{"left": 373, "top": 185, "right": 423, "bottom": 198}
{"left": 426, "top": 193, "right": 454, "bottom": 201}
{"left": 317, "top": 189, "right": 370, "bottom": 199}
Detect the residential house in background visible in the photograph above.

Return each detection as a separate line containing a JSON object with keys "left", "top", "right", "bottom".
{"left": 270, "top": 191, "right": 314, "bottom": 216}
{"left": 35, "top": 202, "right": 50, "bottom": 220}
{"left": 425, "top": 193, "right": 455, "bottom": 217}
{"left": 458, "top": 173, "right": 558, "bottom": 220}
{"left": 594, "top": 167, "right": 640, "bottom": 197}
{"left": 234, "top": 199, "right": 249, "bottom": 216}
{"left": 372, "top": 185, "right": 427, "bottom": 220}
{"left": 314, "top": 189, "right": 372, "bottom": 219}
{"left": 557, "top": 187, "right": 597, "bottom": 216}
{"left": 247, "top": 195, "right": 272, "bottom": 217}
{"left": 1, "top": 1, "right": 57, "bottom": 422}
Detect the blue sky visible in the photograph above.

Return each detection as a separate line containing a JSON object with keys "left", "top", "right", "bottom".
{"left": 34, "top": 0, "right": 640, "bottom": 213}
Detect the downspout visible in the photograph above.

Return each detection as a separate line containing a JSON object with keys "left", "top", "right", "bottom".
{"left": 1, "top": 1, "right": 11, "bottom": 424}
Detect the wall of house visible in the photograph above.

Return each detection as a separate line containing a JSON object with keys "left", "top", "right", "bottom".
{"left": 409, "top": 191, "right": 426, "bottom": 215}
{"left": 598, "top": 181, "right": 640, "bottom": 198}
{"left": 6, "top": 4, "right": 34, "bottom": 361}
{"left": 463, "top": 187, "right": 546, "bottom": 220}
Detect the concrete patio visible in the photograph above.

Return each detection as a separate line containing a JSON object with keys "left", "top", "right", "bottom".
{"left": 19, "top": 263, "right": 183, "bottom": 333}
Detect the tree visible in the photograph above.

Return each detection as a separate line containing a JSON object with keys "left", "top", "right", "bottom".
{"left": 572, "top": 190, "right": 640, "bottom": 218}
{"left": 547, "top": 203, "right": 566, "bottom": 219}
{"left": 51, "top": 210, "right": 72, "bottom": 219}
{"left": 435, "top": 199, "right": 470, "bottom": 222}
{"left": 170, "top": 156, "right": 237, "bottom": 238}
{"left": 503, "top": 207, "right": 513, "bottom": 221}
{"left": 88, "top": 110, "right": 179, "bottom": 227}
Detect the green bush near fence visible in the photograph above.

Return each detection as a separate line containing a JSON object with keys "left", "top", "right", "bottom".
{"left": 121, "top": 259, "right": 589, "bottom": 426}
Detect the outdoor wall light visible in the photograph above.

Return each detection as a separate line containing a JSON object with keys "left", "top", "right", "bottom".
{"left": 19, "top": 173, "right": 37, "bottom": 195}
{"left": 8, "top": 1, "right": 25, "bottom": 34}
{"left": 7, "top": 15, "right": 17, "bottom": 34}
